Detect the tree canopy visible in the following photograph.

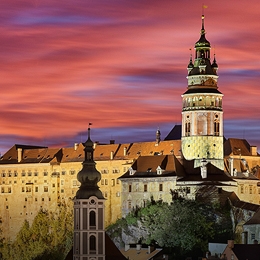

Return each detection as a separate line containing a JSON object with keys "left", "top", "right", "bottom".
{"left": 107, "top": 197, "right": 233, "bottom": 259}
{"left": 1, "top": 202, "right": 73, "bottom": 260}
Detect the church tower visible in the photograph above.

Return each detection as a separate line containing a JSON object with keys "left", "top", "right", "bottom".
{"left": 73, "top": 125, "right": 105, "bottom": 260}
{"left": 181, "top": 15, "right": 224, "bottom": 170}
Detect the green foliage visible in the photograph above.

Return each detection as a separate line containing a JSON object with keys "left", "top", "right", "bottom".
{"left": 107, "top": 197, "right": 233, "bottom": 259}
{"left": 1, "top": 201, "right": 73, "bottom": 260}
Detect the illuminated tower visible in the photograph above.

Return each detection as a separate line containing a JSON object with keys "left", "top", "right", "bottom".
{"left": 181, "top": 15, "right": 224, "bottom": 170}
{"left": 73, "top": 125, "right": 105, "bottom": 260}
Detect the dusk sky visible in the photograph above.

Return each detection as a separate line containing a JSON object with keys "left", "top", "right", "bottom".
{"left": 1, "top": 0, "right": 260, "bottom": 154}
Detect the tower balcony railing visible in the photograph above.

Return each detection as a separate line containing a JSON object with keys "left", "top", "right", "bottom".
{"left": 182, "top": 105, "right": 222, "bottom": 111}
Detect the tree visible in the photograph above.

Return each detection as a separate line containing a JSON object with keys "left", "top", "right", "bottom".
{"left": 1, "top": 201, "right": 73, "bottom": 260}
{"left": 107, "top": 197, "right": 233, "bottom": 259}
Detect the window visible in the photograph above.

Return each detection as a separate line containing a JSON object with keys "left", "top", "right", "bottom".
{"left": 89, "top": 211, "right": 96, "bottom": 228}
{"left": 249, "top": 185, "right": 253, "bottom": 194}
{"left": 8, "top": 171, "right": 12, "bottom": 177}
{"left": 159, "top": 184, "right": 163, "bottom": 192}
{"left": 61, "top": 180, "right": 64, "bottom": 185}
{"left": 241, "top": 185, "right": 244, "bottom": 194}
{"left": 61, "top": 189, "right": 64, "bottom": 193}
{"left": 144, "top": 184, "right": 147, "bottom": 192}
{"left": 44, "top": 186, "right": 48, "bottom": 192}
{"left": 112, "top": 179, "right": 115, "bottom": 186}
{"left": 52, "top": 184, "right": 55, "bottom": 188}
{"left": 73, "top": 180, "right": 77, "bottom": 186}
{"left": 116, "top": 192, "right": 120, "bottom": 197}
{"left": 128, "top": 201, "right": 132, "bottom": 210}
{"left": 105, "top": 179, "right": 108, "bottom": 185}
{"left": 22, "top": 187, "right": 25, "bottom": 192}
{"left": 28, "top": 171, "right": 32, "bottom": 177}
{"left": 251, "top": 233, "right": 255, "bottom": 240}
{"left": 70, "top": 170, "right": 75, "bottom": 175}
{"left": 14, "top": 171, "right": 18, "bottom": 177}
{"left": 43, "top": 171, "right": 48, "bottom": 176}
{"left": 22, "top": 171, "right": 26, "bottom": 177}
{"left": 34, "top": 172, "right": 38, "bottom": 176}
{"left": 129, "top": 184, "right": 132, "bottom": 192}
{"left": 185, "top": 121, "right": 191, "bottom": 136}
{"left": 62, "top": 171, "right": 66, "bottom": 175}
{"left": 101, "top": 179, "right": 104, "bottom": 185}
{"left": 89, "top": 235, "right": 96, "bottom": 252}
{"left": 35, "top": 187, "right": 38, "bottom": 192}
{"left": 42, "top": 198, "right": 44, "bottom": 201}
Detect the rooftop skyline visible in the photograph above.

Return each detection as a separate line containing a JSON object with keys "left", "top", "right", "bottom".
{"left": 1, "top": 0, "right": 260, "bottom": 154}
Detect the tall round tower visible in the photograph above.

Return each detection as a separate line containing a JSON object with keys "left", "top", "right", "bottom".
{"left": 181, "top": 15, "right": 224, "bottom": 170}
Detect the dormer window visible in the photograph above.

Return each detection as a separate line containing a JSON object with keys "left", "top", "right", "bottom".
{"left": 156, "top": 166, "right": 163, "bottom": 175}
{"left": 129, "top": 167, "right": 136, "bottom": 176}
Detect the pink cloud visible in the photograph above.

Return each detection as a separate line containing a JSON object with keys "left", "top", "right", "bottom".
{"left": 0, "top": 0, "right": 260, "bottom": 152}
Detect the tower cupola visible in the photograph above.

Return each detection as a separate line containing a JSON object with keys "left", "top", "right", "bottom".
{"left": 76, "top": 125, "right": 104, "bottom": 199}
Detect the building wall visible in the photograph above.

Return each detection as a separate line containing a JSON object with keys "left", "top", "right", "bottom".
{"left": 120, "top": 177, "right": 177, "bottom": 216}
{"left": 0, "top": 158, "right": 132, "bottom": 241}
{"left": 243, "top": 224, "right": 260, "bottom": 244}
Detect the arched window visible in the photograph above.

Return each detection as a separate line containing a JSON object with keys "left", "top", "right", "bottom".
{"left": 89, "top": 211, "right": 96, "bottom": 228}
{"left": 90, "top": 235, "right": 96, "bottom": 253}
{"left": 214, "top": 121, "right": 219, "bottom": 136}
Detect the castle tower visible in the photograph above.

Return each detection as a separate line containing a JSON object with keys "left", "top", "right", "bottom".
{"left": 73, "top": 125, "right": 105, "bottom": 260}
{"left": 181, "top": 15, "right": 224, "bottom": 170}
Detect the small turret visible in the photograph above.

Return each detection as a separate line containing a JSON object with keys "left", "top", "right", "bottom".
{"left": 187, "top": 54, "right": 194, "bottom": 74}
{"left": 211, "top": 54, "right": 218, "bottom": 74}
{"left": 156, "top": 128, "right": 161, "bottom": 145}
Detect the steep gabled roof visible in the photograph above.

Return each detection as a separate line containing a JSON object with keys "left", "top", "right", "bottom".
{"left": 0, "top": 144, "right": 61, "bottom": 164}
{"left": 119, "top": 155, "right": 185, "bottom": 179}
{"left": 224, "top": 138, "right": 253, "bottom": 157}
{"left": 124, "top": 140, "right": 181, "bottom": 159}
{"left": 244, "top": 208, "right": 260, "bottom": 225}
{"left": 164, "top": 125, "right": 181, "bottom": 141}
{"left": 60, "top": 144, "right": 85, "bottom": 163}
{"left": 232, "top": 244, "right": 260, "bottom": 260}
{"left": 178, "top": 159, "right": 235, "bottom": 183}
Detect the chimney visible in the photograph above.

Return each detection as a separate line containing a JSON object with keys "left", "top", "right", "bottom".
{"left": 229, "top": 157, "right": 234, "bottom": 176}
{"left": 200, "top": 158, "right": 207, "bottom": 179}
{"left": 227, "top": 240, "right": 234, "bottom": 248}
{"left": 250, "top": 146, "right": 257, "bottom": 156}
{"left": 110, "top": 151, "right": 114, "bottom": 160}
{"left": 136, "top": 244, "right": 141, "bottom": 251}
{"left": 148, "top": 245, "right": 155, "bottom": 254}
{"left": 74, "top": 143, "right": 79, "bottom": 151}
{"left": 17, "top": 148, "right": 22, "bottom": 162}
{"left": 93, "top": 141, "right": 99, "bottom": 149}
{"left": 124, "top": 147, "right": 127, "bottom": 156}
{"left": 110, "top": 140, "right": 115, "bottom": 144}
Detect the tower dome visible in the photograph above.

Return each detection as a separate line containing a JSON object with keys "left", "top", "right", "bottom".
{"left": 76, "top": 125, "right": 104, "bottom": 199}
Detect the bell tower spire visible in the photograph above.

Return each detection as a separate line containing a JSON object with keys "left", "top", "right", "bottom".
{"left": 73, "top": 123, "right": 106, "bottom": 260}
{"left": 181, "top": 15, "right": 224, "bottom": 170}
